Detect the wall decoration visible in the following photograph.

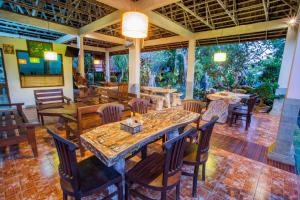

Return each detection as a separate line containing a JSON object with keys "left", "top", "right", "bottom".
{"left": 27, "top": 40, "right": 53, "bottom": 57}
{"left": 3, "top": 44, "right": 14, "bottom": 54}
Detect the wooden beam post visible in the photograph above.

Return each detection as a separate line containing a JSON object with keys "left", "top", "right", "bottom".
{"left": 105, "top": 51, "right": 110, "bottom": 81}
{"left": 186, "top": 39, "right": 196, "bottom": 99}
{"left": 128, "top": 39, "right": 141, "bottom": 96}
{"left": 77, "top": 36, "right": 85, "bottom": 76}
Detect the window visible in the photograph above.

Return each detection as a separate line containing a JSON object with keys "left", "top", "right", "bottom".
{"left": 17, "top": 51, "right": 63, "bottom": 75}
{"left": 16, "top": 50, "right": 64, "bottom": 88}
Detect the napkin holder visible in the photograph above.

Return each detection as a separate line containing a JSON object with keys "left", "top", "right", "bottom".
{"left": 120, "top": 119, "right": 142, "bottom": 134}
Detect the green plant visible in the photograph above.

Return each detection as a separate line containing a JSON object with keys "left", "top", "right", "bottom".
{"left": 254, "top": 82, "right": 278, "bottom": 106}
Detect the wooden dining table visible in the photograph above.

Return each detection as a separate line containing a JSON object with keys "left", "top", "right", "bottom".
{"left": 81, "top": 108, "right": 200, "bottom": 199}
{"left": 141, "top": 86, "right": 177, "bottom": 108}
{"left": 203, "top": 91, "right": 250, "bottom": 123}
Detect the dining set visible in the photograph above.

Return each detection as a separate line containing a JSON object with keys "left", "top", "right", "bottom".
{"left": 47, "top": 98, "right": 219, "bottom": 200}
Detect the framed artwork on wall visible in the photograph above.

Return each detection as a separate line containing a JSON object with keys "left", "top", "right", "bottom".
{"left": 3, "top": 44, "right": 14, "bottom": 54}
{"left": 26, "top": 40, "right": 53, "bottom": 57}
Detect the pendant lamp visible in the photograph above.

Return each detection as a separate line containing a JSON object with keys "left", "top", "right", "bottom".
{"left": 122, "top": 12, "right": 148, "bottom": 38}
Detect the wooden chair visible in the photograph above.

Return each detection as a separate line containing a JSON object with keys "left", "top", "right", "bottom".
{"left": 183, "top": 100, "right": 204, "bottom": 139}
{"left": 128, "top": 98, "right": 149, "bottom": 115}
{"left": 97, "top": 103, "right": 124, "bottom": 125}
{"left": 62, "top": 104, "right": 102, "bottom": 156}
{"left": 0, "top": 103, "right": 39, "bottom": 157}
{"left": 47, "top": 129, "right": 123, "bottom": 200}
{"left": 125, "top": 126, "right": 196, "bottom": 200}
{"left": 34, "top": 89, "right": 71, "bottom": 125}
{"left": 229, "top": 95, "right": 258, "bottom": 130}
{"left": 182, "top": 117, "right": 219, "bottom": 197}
{"left": 183, "top": 99, "right": 204, "bottom": 115}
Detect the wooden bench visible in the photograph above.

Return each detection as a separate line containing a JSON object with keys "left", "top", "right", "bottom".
{"left": 0, "top": 103, "right": 39, "bottom": 157}
{"left": 34, "top": 89, "right": 71, "bottom": 125}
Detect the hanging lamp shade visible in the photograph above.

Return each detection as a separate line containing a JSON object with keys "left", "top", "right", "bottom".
{"left": 122, "top": 12, "right": 148, "bottom": 38}
{"left": 44, "top": 51, "right": 57, "bottom": 61}
{"left": 94, "top": 59, "right": 101, "bottom": 65}
{"left": 214, "top": 52, "right": 227, "bottom": 62}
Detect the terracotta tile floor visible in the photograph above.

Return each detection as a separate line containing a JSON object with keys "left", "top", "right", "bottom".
{"left": 0, "top": 108, "right": 299, "bottom": 200}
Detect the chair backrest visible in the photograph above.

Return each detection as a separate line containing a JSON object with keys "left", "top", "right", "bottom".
{"left": 196, "top": 117, "right": 219, "bottom": 161}
{"left": 128, "top": 98, "right": 149, "bottom": 115}
{"left": 247, "top": 95, "right": 258, "bottom": 114}
{"left": 34, "top": 89, "right": 64, "bottom": 105}
{"left": 118, "top": 83, "right": 128, "bottom": 95}
{"left": 97, "top": 103, "right": 124, "bottom": 124}
{"left": 77, "top": 104, "right": 102, "bottom": 132}
{"left": 162, "top": 126, "right": 196, "bottom": 187}
{"left": 47, "top": 129, "right": 80, "bottom": 191}
{"left": 183, "top": 100, "right": 203, "bottom": 114}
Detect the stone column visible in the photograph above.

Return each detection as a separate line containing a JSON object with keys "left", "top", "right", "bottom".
{"left": 277, "top": 26, "right": 298, "bottom": 95}
{"left": 271, "top": 26, "right": 298, "bottom": 115}
{"left": 105, "top": 51, "right": 110, "bottom": 82}
{"left": 268, "top": 24, "right": 300, "bottom": 166}
{"left": 186, "top": 39, "right": 196, "bottom": 99}
{"left": 128, "top": 39, "right": 141, "bottom": 97}
{"left": 77, "top": 36, "right": 85, "bottom": 76}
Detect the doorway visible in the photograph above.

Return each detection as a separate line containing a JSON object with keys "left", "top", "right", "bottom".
{"left": 0, "top": 48, "right": 10, "bottom": 104}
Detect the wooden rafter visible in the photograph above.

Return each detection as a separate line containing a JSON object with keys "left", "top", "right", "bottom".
{"left": 262, "top": 0, "right": 270, "bottom": 21}
{"left": 216, "top": 0, "right": 239, "bottom": 25}
{"left": 176, "top": 2, "right": 215, "bottom": 29}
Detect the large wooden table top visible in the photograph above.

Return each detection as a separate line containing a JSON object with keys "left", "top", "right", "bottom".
{"left": 141, "top": 86, "right": 177, "bottom": 94}
{"left": 81, "top": 108, "right": 200, "bottom": 166}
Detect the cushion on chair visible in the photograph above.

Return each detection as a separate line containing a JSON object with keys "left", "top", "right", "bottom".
{"left": 183, "top": 143, "right": 208, "bottom": 163}
{"left": 126, "top": 153, "right": 181, "bottom": 189}
{"left": 78, "top": 156, "right": 121, "bottom": 193}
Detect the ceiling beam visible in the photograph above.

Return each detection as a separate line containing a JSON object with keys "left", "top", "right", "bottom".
{"left": 84, "top": 32, "right": 125, "bottom": 45}
{"left": 79, "top": 11, "right": 122, "bottom": 35}
{"left": 107, "top": 19, "right": 289, "bottom": 52}
{"left": 281, "top": 0, "right": 297, "bottom": 12}
{"left": 262, "top": 0, "right": 270, "bottom": 21}
{"left": 176, "top": 2, "right": 214, "bottom": 29}
{"left": 216, "top": 0, "right": 239, "bottom": 25}
{"left": 135, "top": 0, "right": 180, "bottom": 11}
{"left": 95, "top": 0, "right": 132, "bottom": 11}
{"left": 144, "top": 35, "right": 186, "bottom": 46}
{"left": 69, "top": 43, "right": 106, "bottom": 52}
{"left": 193, "top": 18, "right": 288, "bottom": 40}
{"left": 145, "top": 11, "right": 194, "bottom": 38}
{"left": 55, "top": 34, "right": 77, "bottom": 43}
{"left": 0, "top": 32, "right": 55, "bottom": 43}
{"left": 0, "top": 10, "right": 78, "bottom": 35}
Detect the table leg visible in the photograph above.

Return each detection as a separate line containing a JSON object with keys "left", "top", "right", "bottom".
{"left": 164, "top": 93, "right": 171, "bottom": 108}
{"left": 108, "top": 159, "right": 126, "bottom": 200}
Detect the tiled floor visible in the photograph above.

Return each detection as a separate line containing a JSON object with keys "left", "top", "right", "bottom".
{"left": 0, "top": 109, "right": 299, "bottom": 200}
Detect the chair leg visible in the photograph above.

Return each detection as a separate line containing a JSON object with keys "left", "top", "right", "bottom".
{"left": 229, "top": 114, "right": 234, "bottom": 127}
{"left": 245, "top": 115, "right": 251, "bottom": 131}
{"left": 41, "top": 115, "right": 45, "bottom": 126}
{"left": 125, "top": 182, "right": 130, "bottom": 200}
{"left": 141, "top": 145, "right": 147, "bottom": 160}
{"left": 161, "top": 190, "right": 167, "bottom": 200}
{"left": 63, "top": 192, "right": 67, "bottom": 200}
{"left": 202, "top": 163, "right": 206, "bottom": 182}
{"left": 176, "top": 183, "right": 180, "bottom": 200}
{"left": 192, "top": 165, "right": 199, "bottom": 198}
{"left": 27, "top": 128, "right": 38, "bottom": 157}
{"left": 117, "top": 182, "right": 123, "bottom": 200}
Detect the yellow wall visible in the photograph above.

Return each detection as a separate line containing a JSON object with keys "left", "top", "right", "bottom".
{"left": 0, "top": 36, "right": 74, "bottom": 106}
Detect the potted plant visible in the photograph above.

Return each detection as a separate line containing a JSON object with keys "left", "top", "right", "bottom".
{"left": 254, "top": 82, "right": 278, "bottom": 113}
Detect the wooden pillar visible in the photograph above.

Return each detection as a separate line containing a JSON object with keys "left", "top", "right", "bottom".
{"left": 277, "top": 26, "right": 298, "bottom": 95}
{"left": 128, "top": 39, "right": 141, "bottom": 97}
{"left": 186, "top": 39, "right": 196, "bottom": 99}
{"left": 105, "top": 51, "right": 110, "bottom": 82}
{"left": 268, "top": 24, "right": 300, "bottom": 166}
{"left": 77, "top": 36, "right": 85, "bottom": 77}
